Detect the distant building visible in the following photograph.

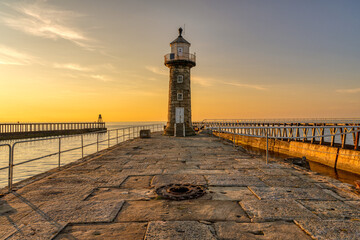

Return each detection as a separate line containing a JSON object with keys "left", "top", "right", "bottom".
{"left": 164, "top": 28, "right": 196, "bottom": 136}
{"left": 98, "top": 114, "right": 103, "bottom": 123}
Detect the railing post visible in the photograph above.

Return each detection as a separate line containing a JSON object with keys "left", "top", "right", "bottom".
{"left": 116, "top": 129, "right": 119, "bottom": 144}
{"left": 233, "top": 128, "right": 236, "bottom": 148}
{"left": 58, "top": 138, "right": 61, "bottom": 169}
{"left": 97, "top": 133, "right": 99, "bottom": 152}
{"left": 108, "top": 130, "right": 110, "bottom": 148}
{"left": 266, "top": 128, "right": 269, "bottom": 165}
{"left": 123, "top": 128, "right": 125, "bottom": 142}
{"left": 183, "top": 123, "right": 185, "bottom": 137}
{"left": 8, "top": 145, "right": 13, "bottom": 192}
{"left": 81, "top": 135, "right": 84, "bottom": 159}
{"left": 174, "top": 123, "right": 176, "bottom": 137}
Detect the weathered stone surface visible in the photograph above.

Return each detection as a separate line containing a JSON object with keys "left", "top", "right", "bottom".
{"left": 40, "top": 200, "right": 124, "bottom": 223}
{"left": 346, "top": 201, "right": 360, "bottom": 210}
{"left": 5, "top": 214, "right": 65, "bottom": 240}
{"left": 205, "top": 174, "right": 267, "bottom": 187}
{"left": 248, "top": 187, "right": 337, "bottom": 200}
{"left": 258, "top": 168, "right": 293, "bottom": 176}
{"left": 240, "top": 199, "right": 317, "bottom": 222}
{"left": 215, "top": 221, "right": 311, "bottom": 239}
{"left": 14, "top": 185, "right": 93, "bottom": 202}
{"left": 120, "top": 175, "right": 153, "bottom": 188}
{"left": 259, "top": 175, "right": 314, "bottom": 188}
{"left": 295, "top": 219, "right": 360, "bottom": 240}
{"left": 116, "top": 200, "right": 250, "bottom": 222}
{"left": 151, "top": 174, "right": 206, "bottom": 188}
{"left": 54, "top": 222, "right": 147, "bottom": 240}
{"left": 85, "top": 187, "right": 156, "bottom": 201}
{"left": 297, "top": 200, "right": 360, "bottom": 220}
{"left": 163, "top": 169, "right": 226, "bottom": 175}
{"left": 208, "top": 187, "right": 259, "bottom": 201}
{"left": 145, "top": 221, "right": 216, "bottom": 240}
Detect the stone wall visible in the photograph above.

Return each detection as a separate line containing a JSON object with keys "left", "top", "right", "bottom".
{"left": 213, "top": 131, "right": 360, "bottom": 175}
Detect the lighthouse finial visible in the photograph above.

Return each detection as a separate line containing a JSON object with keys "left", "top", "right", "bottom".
{"left": 178, "top": 27, "right": 183, "bottom": 36}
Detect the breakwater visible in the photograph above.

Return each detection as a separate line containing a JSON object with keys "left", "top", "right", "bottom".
{"left": 0, "top": 122, "right": 106, "bottom": 140}
{"left": 1, "top": 132, "right": 360, "bottom": 239}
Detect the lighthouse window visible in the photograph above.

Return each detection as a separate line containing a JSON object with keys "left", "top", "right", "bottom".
{"left": 177, "top": 75, "right": 183, "bottom": 83}
{"left": 177, "top": 93, "right": 183, "bottom": 101}
{"left": 177, "top": 47, "right": 183, "bottom": 56}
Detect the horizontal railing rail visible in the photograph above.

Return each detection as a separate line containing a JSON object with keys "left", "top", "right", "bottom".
{"left": 164, "top": 52, "right": 196, "bottom": 64}
{"left": 0, "top": 122, "right": 106, "bottom": 134}
{"left": 0, "top": 124, "right": 163, "bottom": 192}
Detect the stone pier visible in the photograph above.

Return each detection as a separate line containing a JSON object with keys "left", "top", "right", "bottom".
{"left": 1, "top": 133, "right": 360, "bottom": 239}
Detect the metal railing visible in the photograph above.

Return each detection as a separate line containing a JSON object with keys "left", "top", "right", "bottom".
{"left": 164, "top": 52, "right": 196, "bottom": 64}
{"left": 193, "top": 120, "right": 360, "bottom": 149}
{"left": 0, "top": 124, "right": 163, "bottom": 192}
{"left": 208, "top": 125, "right": 360, "bottom": 164}
{"left": 0, "top": 122, "right": 106, "bottom": 133}
{"left": 195, "top": 118, "right": 360, "bottom": 124}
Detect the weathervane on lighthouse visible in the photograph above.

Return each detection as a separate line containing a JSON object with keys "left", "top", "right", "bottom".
{"left": 164, "top": 28, "right": 196, "bottom": 136}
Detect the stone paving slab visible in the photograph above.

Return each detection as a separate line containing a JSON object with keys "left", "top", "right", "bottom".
{"left": 120, "top": 175, "right": 153, "bottom": 188}
{"left": 55, "top": 222, "right": 148, "bottom": 240}
{"left": 259, "top": 175, "right": 315, "bottom": 188}
{"left": 205, "top": 174, "right": 267, "bottom": 187}
{"left": 240, "top": 199, "right": 318, "bottom": 222}
{"left": 248, "top": 186, "right": 337, "bottom": 200}
{"left": 38, "top": 200, "right": 124, "bottom": 224}
{"left": 214, "top": 221, "right": 312, "bottom": 239}
{"left": 151, "top": 174, "right": 207, "bottom": 188}
{"left": 13, "top": 185, "right": 94, "bottom": 203}
{"left": 85, "top": 187, "right": 155, "bottom": 201}
{"left": 145, "top": 221, "right": 216, "bottom": 240}
{"left": 5, "top": 215, "right": 65, "bottom": 239}
{"left": 297, "top": 200, "right": 360, "bottom": 220}
{"left": 208, "top": 187, "right": 259, "bottom": 201}
{"left": 116, "top": 200, "right": 250, "bottom": 222}
{"left": 1, "top": 133, "right": 359, "bottom": 239}
{"left": 295, "top": 219, "right": 360, "bottom": 240}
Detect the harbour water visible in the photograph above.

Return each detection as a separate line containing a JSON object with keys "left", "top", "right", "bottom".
{"left": 0, "top": 122, "right": 164, "bottom": 189}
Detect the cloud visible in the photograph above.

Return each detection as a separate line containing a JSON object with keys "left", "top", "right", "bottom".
{"left": 192, "top": 76, "right": 213, "bottom": 87}
{"left": 0, "top": 45, "right": 36, "bottom": 65}
{"left": 223, "top": 81, "right": 267, "bottom": 90}
{"left": 53, "top": 63, "right": 90, "bottom": 72}
{"left": 0, "top": 1, "right": 94, "bottom": 49}
{"left": 145, "top": 66, "right": 167, "bottom": 76}
{"left": 336, "top": 88, "right": 360, "bottom": 93}
{"left": 91, "top": 74, "right": 112, "bottom": 82}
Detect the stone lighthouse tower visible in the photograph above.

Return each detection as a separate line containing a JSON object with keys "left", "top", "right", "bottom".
{"left": 164, "top": 28, "right": 196, "bottom": 136}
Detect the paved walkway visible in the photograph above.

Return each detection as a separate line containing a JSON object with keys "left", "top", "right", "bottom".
{"left": 1, "top": 133, "right": 360, "bottom": 239}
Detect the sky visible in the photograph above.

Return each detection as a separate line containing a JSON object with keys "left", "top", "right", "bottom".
{"left": 0, "top": 0, "right": 359, "bottom": 122}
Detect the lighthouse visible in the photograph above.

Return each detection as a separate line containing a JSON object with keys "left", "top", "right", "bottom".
{"left": 164, "top": 28, "right": 196, "bottom": 136}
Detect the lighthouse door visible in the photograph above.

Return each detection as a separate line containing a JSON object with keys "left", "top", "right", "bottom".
{"left": 175, "top": 107, "right": 184, "bottom": 123}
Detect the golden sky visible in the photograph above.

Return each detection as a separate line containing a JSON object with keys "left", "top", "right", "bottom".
{"left": 0, "top": 0, "right": 359, "bottom": 122}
